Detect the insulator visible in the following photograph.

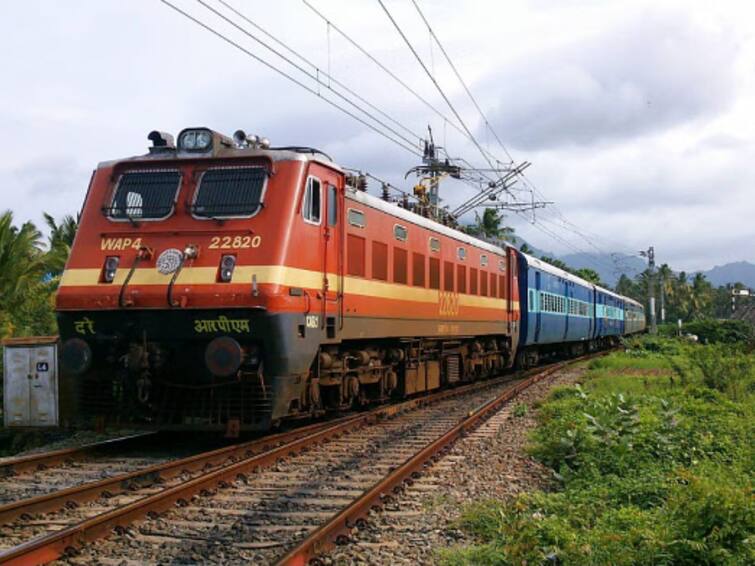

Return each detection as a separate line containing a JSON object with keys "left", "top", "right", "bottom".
{"left": 357, "top": 174, "right": 368, "bottom": 192}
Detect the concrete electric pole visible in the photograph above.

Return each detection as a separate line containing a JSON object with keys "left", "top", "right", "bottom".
{"left": 640, "top": 246, "right": 657, "bottom": 334}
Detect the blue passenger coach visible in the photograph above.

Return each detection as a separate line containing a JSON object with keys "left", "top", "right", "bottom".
{"left": 515, "top": 252, "right": 646, "bottom": 367}
{"left": 517, "top": 253, "right": 595, "bottom": 366}
{"left": 594, "top": 285, "right": 625, "bottom": 338}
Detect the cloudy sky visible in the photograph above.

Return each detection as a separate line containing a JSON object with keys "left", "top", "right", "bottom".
{"left": 1, "top": 0, "right": 753, "bottom": 272}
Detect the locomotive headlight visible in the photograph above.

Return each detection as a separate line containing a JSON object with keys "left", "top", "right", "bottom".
{"left": 102, "top": 256, "right": 120, "bottom": 283}
{"left": 219, "top": 254, "right": 236, "bottom": 282}
{"left": 178, "top": 128, "right": 213, "bottom": 152}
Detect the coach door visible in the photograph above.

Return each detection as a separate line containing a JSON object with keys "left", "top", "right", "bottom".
{"left": 321, "top": 179, "right": 343, "bottom": 338}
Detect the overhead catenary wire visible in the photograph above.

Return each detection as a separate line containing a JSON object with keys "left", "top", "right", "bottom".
{"left": 195, "top": 0, "right": 423, "bottom": 152}
{"left": 164, "top": 0, "right": 643, "bottom": 282}
{"left": 213, "top": 0, "right": 424, "bottom": 146}
{"left": 404, "top": 2, "right": 644, "bottom": 267}
{"left": 409, "top": 0, "right": 514, "bottom": 165}
{"left": 158, "top": 0, "right": 422, "bottom": 157}
{"left": 301, "top": 1, "right": 473, "bottom": 155}
{"left": 375, "top": 0, "right": 514, "bottom": 197}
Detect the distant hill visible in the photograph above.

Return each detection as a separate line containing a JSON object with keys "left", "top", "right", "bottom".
{"left": 701, "top": 261, "right": 755, "bottom": 288}
{"left": 559, "top": 253, "right": 646, "bottom": 287}
{"left": 510, "top": 239, "right": 754, "bottom": 290}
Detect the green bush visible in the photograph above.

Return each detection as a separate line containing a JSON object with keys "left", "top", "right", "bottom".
{"left": 443, "top": 346, "right": 755, "bottom": 565}
{"left": 689, "top": 344, "right": 755, "bottom": 400}
{"left": 683, "top": 319, "right": 753, "bottom": 345}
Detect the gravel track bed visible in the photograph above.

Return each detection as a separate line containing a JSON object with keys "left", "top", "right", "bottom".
{"left": 324, "top": 365, "right": 586, "bottom": 565}
{"left": 0, "top": 455, "right": 171, "bottom": 506}
{"left": 52, "top": 379, "right": 529, "bottom": 566}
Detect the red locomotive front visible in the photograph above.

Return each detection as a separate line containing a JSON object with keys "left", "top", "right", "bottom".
{"left": 57, "top": 127, "right": 519, "bottom": 432}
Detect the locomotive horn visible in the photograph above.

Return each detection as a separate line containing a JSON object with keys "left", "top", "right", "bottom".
{"left": 233, "top": 129, "right": 258, "bottom": 148}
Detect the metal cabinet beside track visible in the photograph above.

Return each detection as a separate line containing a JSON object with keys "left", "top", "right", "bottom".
{"left": 2, "top": 336, "right": 59, "bottom": 427}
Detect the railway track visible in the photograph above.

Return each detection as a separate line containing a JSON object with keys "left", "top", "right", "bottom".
{"left": 0, "top": 433, "right": 172, "bottom": 506}
{"left": 0, "top": 356, "right": 594, "bottom": 565}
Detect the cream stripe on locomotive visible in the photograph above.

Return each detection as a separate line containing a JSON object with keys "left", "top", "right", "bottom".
{"left": 59, "top": 265, "right": 519, "bottom": 311}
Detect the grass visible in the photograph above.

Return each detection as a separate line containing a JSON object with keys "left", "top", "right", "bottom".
{"left": 441, "top": 334, "right": 755, "bottom": 566}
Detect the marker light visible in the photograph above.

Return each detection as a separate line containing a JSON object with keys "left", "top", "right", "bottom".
{"left": 219, "top": 254, "right": 236, "bottom": 282}
{"left": 103, "top": 256, "right": 120, "bottom": 283}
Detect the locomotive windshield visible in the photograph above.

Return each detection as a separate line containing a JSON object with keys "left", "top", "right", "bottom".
{"left": 192, "top": 167, "right": 267, "bottom": 218}
{"left": 106, "top": 170, "right": 181, "bottom": 220}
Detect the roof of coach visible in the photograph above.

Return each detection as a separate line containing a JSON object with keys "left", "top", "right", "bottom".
{"left": 98, "top": 145, "right": 341, "bottom": 173}
{"left": 594, "top": 284, "right": 628, "bottom": 302}
{"left": 519, "top": 252, "right": 595, "bottom": 288}
{"left": 624, "top": 296, "right": 644, "bottom": 309}
{"left": 347, "top": 187, "right": 511, "bottom": 257}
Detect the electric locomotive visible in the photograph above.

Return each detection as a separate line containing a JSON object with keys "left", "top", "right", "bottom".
{"left": 56, "top": 128, "right": 523, "bottom": 432}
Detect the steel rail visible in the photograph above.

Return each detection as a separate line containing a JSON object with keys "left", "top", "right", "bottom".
{"left": 0, "top": 432, "right": 157, "bottom": 477}
{"left": 276, "top": 356, "right": 594, "bottom": 565}
{"left": 0, "top": 416, "right": 363, "bottom": 524}
{"left": 0, "top": 367, "right": 527, "bottom": 566}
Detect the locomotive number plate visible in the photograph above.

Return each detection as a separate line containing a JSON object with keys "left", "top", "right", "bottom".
{"left": 209, "top": 235, "right": 262, "bottom": 249}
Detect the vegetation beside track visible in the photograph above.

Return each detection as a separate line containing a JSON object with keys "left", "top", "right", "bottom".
{"left": 443, "top": 328, "right": 754, "bottom": 565}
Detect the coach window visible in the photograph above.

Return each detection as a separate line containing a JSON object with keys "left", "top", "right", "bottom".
{"left": 302, "top": 177, "right": 321, "bottom": 224}
{"left": 470, "top": 267, "right": 478, "bottom": 295}
{"left": 327, "top": 185, "right": 337, "bottom": 226}
{"left": 480, "top": 254, "right": 489, "bottom": 267}
{"left": 457, "top": 247, "right": 466, "bottom": 261}
{"left": 412, "top": 252, "right": 426, "bottom": 287}
{"left": 443, "top": 261, "right": 454, "bottom": 292}
{"left": 429, "top": 257, "right": 440, "bottom": 289}
{"left": 429, "top": 237, "right": 441, "bottom": 253}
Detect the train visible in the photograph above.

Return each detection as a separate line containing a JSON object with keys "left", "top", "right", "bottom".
{"left": 55, "top": 127, "right": 645, "bottom": 433}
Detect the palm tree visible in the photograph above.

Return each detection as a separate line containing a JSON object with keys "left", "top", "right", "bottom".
{"left": 657, "top": 263, "right": 674, "bottom": 322}
{"left": 44, "top": 212, "right": 79, "bottom": 248}
{"left": 0, "top": 210, "right": 46, "bottom": 337}
{"left": 466, "top": 208, "right": 517, "bottom": 244}
{"left": 574, "top": 267, "right": 603, "bottom": 285}
{"left": 43, "top": 212, "right": 79, "bottom": 276}
{"left": 690, "top": 273, "right": 713, "bottom": 319}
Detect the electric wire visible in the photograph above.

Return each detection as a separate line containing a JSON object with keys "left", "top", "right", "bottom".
{"left": 214, "top": 0, "right": 424, "bottom": 146}
{"left": 158, "top": 0, "right": 422, "bottom": 157}
{"left": 404, "top": 1, "right": 641, "bottom": 266}
{"left": 196, "top": 0, "right": 422, "bottom": 152}
{"left": 302, "top": 0, "right": 483, "bottom": 159}
{"left": 376, "top": 0, "right": 512, "bottom": 196}
{"left": 409, "top": 0, "right": 514, "bottom": 165}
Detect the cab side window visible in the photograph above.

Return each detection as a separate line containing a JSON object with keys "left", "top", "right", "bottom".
{"left": 327, "top": 184, "right": 337, "bottom": 226}
{"left": 303, "top": 177, "right": 321, "bottom": 224}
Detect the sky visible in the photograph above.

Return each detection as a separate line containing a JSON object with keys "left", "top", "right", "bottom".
{"left": 1, "top": 0, "right": 753, "bottom": 272}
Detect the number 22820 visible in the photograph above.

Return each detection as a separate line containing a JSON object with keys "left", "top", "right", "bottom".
{"left": 209, "top": 235, "right": 262, "bottom": 249}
